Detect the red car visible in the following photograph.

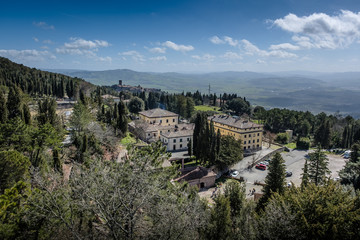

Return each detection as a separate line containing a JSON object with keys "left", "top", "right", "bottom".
{"left": 255, "top": 164, "right": 266, "bottom": 170}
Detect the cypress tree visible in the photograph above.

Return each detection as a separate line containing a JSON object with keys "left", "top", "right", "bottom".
{"left": 23, "top": 103, "right": 31, "bottom": 125}
{"left": 117, "top": 101, "right": 128, "bottom": 134}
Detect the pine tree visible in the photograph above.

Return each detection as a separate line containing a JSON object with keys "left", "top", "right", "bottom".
{"left": 308, "top": 145, "right": 330, "bottom": 185}
{"left": 301, "top": 159, "right": 309, "bottom": 189}
{"left": 6, "top": 86, "right": 22, "bottom": 119}
{"left": 53, "top": 148, "right": 62, "bottom": 173}
{"left": 207, "top": 195, "right": 232, "bottom": 240}
{"left": 257, "top": 152, "right": 286, "bottom": 210}
{"left": 0, "top": 91, "right": 7, "bottom": 123}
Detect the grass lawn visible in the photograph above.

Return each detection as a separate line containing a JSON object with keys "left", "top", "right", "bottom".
{"left": 195, "top": 105, "right": 222, "bottom": 113}
{"left": 285, "top": 142, "right": 297, "bottom": 149}
{"left": 120, "top": 133, "right": 137, "bottom": 146}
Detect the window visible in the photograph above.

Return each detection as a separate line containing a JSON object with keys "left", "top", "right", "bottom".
{"left": 248, "top": 140, "right": 251, "bottom": 144}
{"left": 166, "top": 119, "right": 169, "bottom": 123}
{"left": 244, "top": 147, "right": 246, "bottom": 150}
{"left": 180, "top": 139, "right": 183, "bottom": 142}
{"left": 180, "top": 144, "right": 182, "bottom": 148}
{"left": 187, "top": 138, "right": 190, "bottom": 141}
{"left": 173, "top": 119, "right": 175, "bottom": 122}
{"left": 173, "top": 139, "right": 176, "bottom": 143}
{"left": 244, "top": 141, "right": 246, "bottom": 145}
{"left": 168, "top": 130, "right": 170, "bottom": 132}
{"left": 248, "top": 146, "right": 251, "bottom": 149}
{"left": 253, "top": 140, "right": 255, "bottom": 143}
{"left": 248, "top": 134, "right": 251, "bottom": 137}
{"left": 257, "top": 133, "right": 260, "bottom": 136}
{"left": 160, "top": 131, "right": 162, "bottom": 133}
{"left": 257, "top": 139, "right": 259, "bottom": 142}
{"left": 148, "top": 133, "right": 150, "bottom": 136}
{"left": 253, "top": 134, "right": 255, "bottom": 137}
{"left": 160, "top": 120, "right": 162, "bottom": 123}
{"left": 244, "top": 135, "right": 247, "bottom": 138}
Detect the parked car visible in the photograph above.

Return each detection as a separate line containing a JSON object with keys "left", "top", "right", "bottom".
{"left": 265, "top": 159, "right": 271, "bottom": 163}
{"left": 231, "top": 170, "right": 239, "bottom": 177}
{"left": 285, "top": 171, "right": 292, "bottom": 177}
{"left": 255, "top": 164, "right": 266, "bottom": 170}
{"left": 262, "top": 161, "right": 269, "bottom": 166}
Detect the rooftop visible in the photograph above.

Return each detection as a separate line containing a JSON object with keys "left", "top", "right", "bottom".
{"left": 174, "top": 166, "right": 216, "bottom": 182}
{"left": 139, "top": 108, "right": 178, "bottom": 118}
{"left": 208, "top": 115, "right": 263, "bottom": 129}
{"left": 161, "top": 129, "right": 193, "bottom": 138}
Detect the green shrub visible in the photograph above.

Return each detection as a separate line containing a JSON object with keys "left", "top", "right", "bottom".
{"left": 296, "top": 137, "right": 310, "bottom": 150}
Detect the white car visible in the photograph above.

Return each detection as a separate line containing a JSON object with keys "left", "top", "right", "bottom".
{"left": 231, "top": 170, "right": 239, "bottom": 177}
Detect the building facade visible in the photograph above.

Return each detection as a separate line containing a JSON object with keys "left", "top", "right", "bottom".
{"left": 129, "top": 108, "right": 194, "bottom": 151}
{"left": 208, "top": 115, "right": 263, "bottom": 152}
{"left": 160, "top": 129, "right": 193, "bottom": 151}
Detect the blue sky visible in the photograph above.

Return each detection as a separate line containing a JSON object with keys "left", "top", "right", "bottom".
{"left": 1, "top": 0, "right": 360, "bottom": 72}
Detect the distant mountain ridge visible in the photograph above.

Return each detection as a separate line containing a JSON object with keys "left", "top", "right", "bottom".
{"left": 48, "top": 68, "right": 360, "bottom": 118}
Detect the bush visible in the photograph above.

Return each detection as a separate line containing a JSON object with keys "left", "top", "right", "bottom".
{"left": 275, "top": 133, "right": 288, "bottom": 144}
{"left": 296, "top": 137, "right": 310, "bottom": 150}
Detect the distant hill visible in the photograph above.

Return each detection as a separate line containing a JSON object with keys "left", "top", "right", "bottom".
{"left": 48, "top": 68, "right": 360, "bottom": 118}
{"left": 0, "top": 57, "right": 94, "bottom": 97}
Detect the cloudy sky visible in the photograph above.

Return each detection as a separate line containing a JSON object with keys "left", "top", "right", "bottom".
{"left": 1, "top": 0, "right": 360, "bottom": 72}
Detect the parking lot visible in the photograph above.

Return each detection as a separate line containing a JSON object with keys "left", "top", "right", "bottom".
{"left": 232, "top": 148, "right": 347, "bottom": 198}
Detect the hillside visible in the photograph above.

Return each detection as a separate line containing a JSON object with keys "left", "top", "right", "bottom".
{"left": 51, "top": 68, "right": 360, "bottom": 117}
{"left": 0, "top": 57, "right": 94, "bottom": 97}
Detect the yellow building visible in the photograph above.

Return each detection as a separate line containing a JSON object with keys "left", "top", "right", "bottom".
{"left": 139, "top": 108, "right": 178, "bottom": 125}
{"left": 208, "top": 115, "right": 263, "bottom": 152}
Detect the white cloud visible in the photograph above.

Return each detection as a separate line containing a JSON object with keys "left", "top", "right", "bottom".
{"left": 241, "top": 39, "right": 297, "bottom": 58}
{"left": 209, "top": 36, "right": 238, "bottom": 47}
{"left": 191, "top": 54, "right": 215, "bottom": 61}
{"left": 224, "top": 36, "right": 239, "bottom": 47}
{"left": 220, "top": 51, "right": 242, "bottom": 60}
{"left": 33, "top": 21, "right": 54, "bottom": 30}
{"left": 56, "top": 37, "right": 110, "bottom": 57}
{"left": 273, "top": 10, "right": 360, "bottom": 49}
{"left": 0, "top": 49, "right": 55, "bottom": 62}
{"left": 63, "top": 37, "right": 109, "bottom": 50}
{"left": 33, "top": 37, "right": 39, "bottom": 42}
{"left": 209, "top": 36, "right": 224, "bottom": 44}
{"left": 149, "top": 56, "right": 167, "bottom": 61}
{"left": 43, "top": 39, "right": 53, "bottom": 44}
{"left": 269, "top": 43, "right": 300, "bottom": 50}
{"left": 147, "top": 47, "right": 166, "bottom": 54}
{"left": 257, "top": 59, "right": 266, "bottom": 64}
{"left": 119, "top": 51, "right": 146, "bottom": 62}
{"left": 97, "top": 56, "right": 112, "bottom": 62}
{"left": 162, "top": 41, "right": 194, "bottom": 52}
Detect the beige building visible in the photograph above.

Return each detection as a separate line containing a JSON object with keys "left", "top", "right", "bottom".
{"left": 160, "top": 129, "right": 193, "bottom": 151}
{"left": 208, "top": 115, "right": 263, "bottom": 152}
{"left": 139, "top": 108, "right": 178, "bottom": 125}
{"left": 129, "top": 108, "right": 194, "bottom": 151}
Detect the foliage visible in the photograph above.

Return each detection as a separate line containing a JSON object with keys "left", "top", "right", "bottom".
{"left": 128, "top": 96, "right": 145, "bottom": 114}
{"left": 267, "top": 182, "right": 360, "bottom": 240}
{"left": 227, "top": 97, "right": 250, "bottom": 116}
{"left": 257, "top": 152, "right": 286, "bottom": 210}
{"left": 0, "top": 151, "right": 30, "bottom": 193}
{"left": 296, "top": 137, "right": 310, "bottom": 150}
{"left": 339, "top": 143, "right": 360, "bottom": 190}
{"left": 70, "top": 102, "right": 93, "bottom": 134}
{"left": 275, "top": 132, "right": 289, "bottom": 144}
{"left": 28, "top": 142, "right": 208, "bottom": 239}
{"left": 206, "top": 194, "right": 232, "bottom": 240}
{"left": 307, "top": 146, "right": 330, "bottom": 185}
{"left": 217, "top": 135, "right": 243, "bottom": 170}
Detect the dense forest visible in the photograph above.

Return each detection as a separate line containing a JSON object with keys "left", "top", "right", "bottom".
{"left": 0, "top": 58, "right": 360, "bottom": 239}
